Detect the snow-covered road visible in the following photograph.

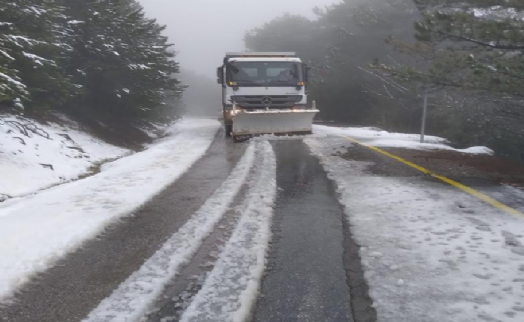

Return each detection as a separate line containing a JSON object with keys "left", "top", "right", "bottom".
{"left": 2, "top": 123, "right": 524, "bottom": 322}
{"left": 0, "top": 119, "right": 219, "bottom": 301}
{"left": 83, "top": 142, "right": 258, "bottom": 322}
{"left": 306, "top": 130, "right": 524, "bottom": 322}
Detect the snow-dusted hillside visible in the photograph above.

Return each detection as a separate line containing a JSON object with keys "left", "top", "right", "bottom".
{"left": 0, "top": 115, "right": 130, "bottom": 200}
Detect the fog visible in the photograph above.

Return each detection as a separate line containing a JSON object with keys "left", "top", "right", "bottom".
{"left": 138, "top": 0, "right": 339, "bottom": 78}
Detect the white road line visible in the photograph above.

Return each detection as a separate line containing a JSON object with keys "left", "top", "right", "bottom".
{"left": 180, "top": 141, "right": 277, "bottom": 322}
{"left": 83, "top": 142, "right": 256, "bottom": 322}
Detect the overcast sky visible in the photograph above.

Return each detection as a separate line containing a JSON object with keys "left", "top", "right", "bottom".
{"left": 138, "top": 0, "right": 339, "bottom": 78}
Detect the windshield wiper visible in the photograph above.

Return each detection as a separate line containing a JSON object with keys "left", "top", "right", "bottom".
{"left": 235, "top": 80, "right": 263, "bottom": 85}
{"left": 267, "top": 80, "right": 295, "bottom": 85}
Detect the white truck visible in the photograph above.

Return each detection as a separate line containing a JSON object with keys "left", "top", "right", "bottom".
{"left": 216, "top": 52, "right": 319, "bottom": 140}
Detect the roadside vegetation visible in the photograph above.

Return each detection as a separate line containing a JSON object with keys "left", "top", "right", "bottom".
{"left": 0, "top": 0, "right": 184, "bottom": 146}
{"left": 246, "top": 0, "right": 524, "bottom": 162}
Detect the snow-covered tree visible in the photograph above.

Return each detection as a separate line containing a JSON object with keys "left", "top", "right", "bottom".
{"left": 0, "top": 0, "right": 185, "bottom": 145}
{"left": 381, "top": 0, "right": 524, "bottom": 160}
{"left": 64, "top": 0, "right": 183, "bottom": 123}
{"left": 0, "top": 0, "right": 74, "bottom": 110}
{"left": 386, "top": 0, "right": 524, "bottom": 95}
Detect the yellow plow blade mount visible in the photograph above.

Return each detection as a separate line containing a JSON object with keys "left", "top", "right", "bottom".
{"left": 232, "top": 109, "right": 319, "bottom": 138}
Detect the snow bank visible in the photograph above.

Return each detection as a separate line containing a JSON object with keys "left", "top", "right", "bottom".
{"left": 0, "top": 115, "right": 129, "bottom": 199}
{"left": 306, "top": 137, "right": 524, "bottom": 322}
{"left": 181, "top": 141, "right": 277, "bottom": 322}
{"left": 0, "top": 118, "right": 220, "bottom": 301}
{"left": 459, "top": 146, "right": 495, "bottom": 155}
{"left": 314, "top": 125, "right": 494, "bottom": 154}
{"left": 83, "top": 142, "right": 255, "bottom": 322}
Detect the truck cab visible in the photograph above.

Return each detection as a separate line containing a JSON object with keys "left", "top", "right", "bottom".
{"left": 217, "top": 52, "right": 314, "bottom": 137}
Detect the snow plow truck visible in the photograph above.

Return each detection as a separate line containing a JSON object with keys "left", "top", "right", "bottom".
{"left": 217, "top": 52, "right": 319, "bottom": 140}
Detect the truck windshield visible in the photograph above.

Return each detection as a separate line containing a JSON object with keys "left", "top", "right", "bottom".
{"left": 228, "top": 62, "right": 301, "bottom": 87}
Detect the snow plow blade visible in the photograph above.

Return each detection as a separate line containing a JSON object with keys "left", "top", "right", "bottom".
{"left": 232, "top": 109, "right": 319, "bottom": 140}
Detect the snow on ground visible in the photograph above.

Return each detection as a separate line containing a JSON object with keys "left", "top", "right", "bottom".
{"left": 313, "top": 125, "right": 494, "bottom": 154}
{"left": 83, "top": 142, "right": 256, "bottom": 322}
{"left": 0, "top": 115, "right": 129, "bottom": 200}
{"left": 181, "top": 141, "right": 277, "bottom": 322}
{"left": 0, "top": 118, "right": 220, "bottom": 302}
{"left": 306, "top": 136, "right": 524, "bottom": 322}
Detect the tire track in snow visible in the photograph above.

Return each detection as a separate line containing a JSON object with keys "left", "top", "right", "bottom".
{"left": 180, "top": 141, "right": 277, "bottom": 322}
{"left": 144, "top": 167, "right": 255, "bottom": 322}
{"left": 82, "top": 142, "right": 256, "bottom": 322}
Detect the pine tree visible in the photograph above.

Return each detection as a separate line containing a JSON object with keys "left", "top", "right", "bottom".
{"left": 114, "top": 6, "right": 182, "bottom": 119}
{"left": 64, "top": 0, "right": 183, "bottom": 123}
{"left": 388, "top": 0, "right": 524, "bottom": 97}
{"left": 382, "top": 0, "right": 524, "bottom": 161}
{"left": 0, "top": 0, "right": 74, "bottom": 111}
{"left": 0, "top": 2, "right": 34, "bottom": 108}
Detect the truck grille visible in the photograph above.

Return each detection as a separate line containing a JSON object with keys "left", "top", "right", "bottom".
{"left": 232, "top": 95, "right": 302, "bottom": 110}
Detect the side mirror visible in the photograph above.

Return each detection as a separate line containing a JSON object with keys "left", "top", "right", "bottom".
{"left": 303, "top": 64, "right": 310, "bottom": 84}
{"left": 216, "top": 67, "right": 223, "bottom": 84}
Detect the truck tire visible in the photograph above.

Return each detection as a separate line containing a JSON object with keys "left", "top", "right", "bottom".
{"left": 225, "top": 124, "right": 232, "bottom": 137}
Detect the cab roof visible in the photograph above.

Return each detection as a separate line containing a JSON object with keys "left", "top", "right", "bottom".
{"left": 228, "top": 57, "right": 302, "bottom": 63}
{"left": 225, "top": 52, "right": 302, "bottom": 63}
{"left": 226, "top": 52, "right": 296, "bottom": 58}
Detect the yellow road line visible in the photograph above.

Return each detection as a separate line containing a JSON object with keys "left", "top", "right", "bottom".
{"left": 343, "top": 136, "right": 524, "bottom": 219}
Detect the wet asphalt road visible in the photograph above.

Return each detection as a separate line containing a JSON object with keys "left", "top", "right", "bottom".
{"left": 3, "top": 128, "right": 522, "bottom": 322}
{"left": 0, "top": 135, "right": 376, "bottom": 322}
{"left": 0, "top": 132, "right": 247, "bottom": 322}
{"left": 254, "top": 141, "right": 353, "bottom": 322}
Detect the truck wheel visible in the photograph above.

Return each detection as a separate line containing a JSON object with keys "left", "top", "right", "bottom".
{"left": 225, "top": 124, "right": 232, "bottom": 137}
